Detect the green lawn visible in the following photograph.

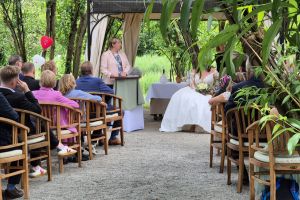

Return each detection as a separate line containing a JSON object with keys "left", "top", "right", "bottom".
{"left": 135, "top": 55, "right": 171, "bottom": 97}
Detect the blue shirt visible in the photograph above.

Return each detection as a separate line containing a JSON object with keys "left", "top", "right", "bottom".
{"left": 76, "top": 75, "right": 114, "bottom": 94}
{"left": 64, "top": 89, "right": 102, "bottom": 102}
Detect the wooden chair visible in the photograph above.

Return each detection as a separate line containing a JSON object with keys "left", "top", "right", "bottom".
{"left": 226, "top": 106, "right": 261, "bottom": 193}
{"left": 90, "top": 92, "right": 124, "bottom": 146}
{"left": 39, "top": 102, "right": 82, "bottom": 173}
{"left": 210, "top": 102, "right": 227, "bottom": 173}
{"left": 247, "top": 120, "right": 300, "bottom": 200}
{"left": 14, "top": 108, "right": 52, "bottom": 181}
{"left": 70, "top": 98, "right": 108, "bottom": 160}
{"left": 0, "top": 117, "right": 29, "bottom": 200}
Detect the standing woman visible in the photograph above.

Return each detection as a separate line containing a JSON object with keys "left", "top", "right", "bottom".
{"left": 100, "top": 38, "right": 131, "bottom": 88}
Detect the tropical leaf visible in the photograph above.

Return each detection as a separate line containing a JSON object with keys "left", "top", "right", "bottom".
{"left": 272, "top": 123, "right": 281, "bottom": 135}
{"left": 287, "top": 118, "right": 300, "bottom": 130}
{"left": 207, "top": 15, "right": 213, "bottom": 32}
{"left": 295, "top": 85, "right": 300, "bottom": 94}
{"left": 262, "top": 18, "right": 283, "bottom": 66}
{"left": 180, "top": 0, "right": 193, "bottom": 33}
{"left": 288, "top": 0, "right": 298, "bottom": 17}
{"left": 144, "top": 0, "right": 155, "bottom": 28}
{"left": 160, "top": 0, "right": 178, "bottom": 40}
{"left": 257, "top": 11, "right": 265, "bottom": 27}
{"left": 288, "top": 133, "right": 300, "bottom": 155}
{"left": 240, "top": 3, "right": 272, "bottom": 23}
{"left": 191, "top": 0, "right": 205, "bottom": 39}
{"left": 271, "top": 0, "right": 280, "bottom": 21}
{"left": 224, "top": 37, "right": 236, "bottom": 77}
{"left": 282, "top": 94, "right": 290, "bottom": 105}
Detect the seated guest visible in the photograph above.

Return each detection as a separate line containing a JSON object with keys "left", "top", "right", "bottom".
{"left": 76, "top": 61, "right": 121, "bottom": 145}
{"left": 0, "top": 66, "right": 73, "bottom": 174}
{"left": 0, "top": 93, "right": 24, "bottom": 199}
{"left": 41, "top": 60, "right": 58, "bottom": 90}
{"left": 59, "top": 74, "right": 101, "bottom": 102}
{"left": 32, "top": 70, "right": 88, "bottom": 161}
{"left": 76, "top": 61, "right": 114, "bottom": 95}
{"left": 224, "top": 64, "right": 265, "bottom": 113}
{"left": 209, "top": 76, "right": 232, "bottom": 105}
{"left": 0, "top": 65, "right": 48, "bottom": 178}
{"left": 21, "top": 62, "right": 40, "bottom": 91}
{"left": 8, "top": 55, "right": 24, "bottom": 80}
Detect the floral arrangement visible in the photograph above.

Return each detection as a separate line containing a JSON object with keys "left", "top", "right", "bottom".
{"left": 196, "top": 83, "right": 214, "bottom": 95}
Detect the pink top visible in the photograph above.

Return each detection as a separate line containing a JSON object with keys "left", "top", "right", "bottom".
{"left": 33, "top": 87, "right": 79, "bottom": 132}
{"left": 100, "top": 50, "right": 131, "bottom": 85}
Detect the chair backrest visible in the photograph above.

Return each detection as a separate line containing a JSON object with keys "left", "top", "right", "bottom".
{"left": 226, "top": 106, "right": 262, "bottom": 144}
{"left": 69, "top": 98, "right": 107, "bottom": 125}
{"left": 39, "top": 102, "right": 81, "bottom": 139}
{"left": 247, "top": 120, "right": 291, "bottom": 163}
{"left": 14, "top": 108, "right": 51, "bottom": 137}
{"left": 89, "top": 92, "right": 122, "bottom": 112}
{"left": 211, "top": 102, "right": 226, "bottom": 131}
{"left": 0, "top": 117, "right": 29, "bottom": 153}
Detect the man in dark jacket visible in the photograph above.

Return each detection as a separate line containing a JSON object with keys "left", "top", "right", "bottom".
{"left": 0, "top": 93, "right": 24, "bottom": 199}
{"left": 21, "top": 62, "right": 40, "bottom": 91}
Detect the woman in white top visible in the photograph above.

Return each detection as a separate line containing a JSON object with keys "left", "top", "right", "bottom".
{"left": 160, "top": 67, "right": 219, "bottom": 133}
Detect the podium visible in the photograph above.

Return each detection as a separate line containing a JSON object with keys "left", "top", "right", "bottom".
{"left": 114, "top": 76, "right": 144, "bottom": 132}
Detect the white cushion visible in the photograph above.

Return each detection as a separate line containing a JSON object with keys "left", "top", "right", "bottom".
{"left": 0, "top": 150, "right": 23, "bottom": 159}
{"left": 229, "top": 139, "right": 267, "bottom": 147}
{"left": 254, "top": 151, "right": 300, "bottom": 164}
{"left": 53, "top": 130, "right": 72, "bottom": 135}
{"left": 28, "top": 136, "right": 46, "bottom": 145}
{"left": 107, "top": 113, "right": 119, "bottom": 118}
{"left": 81, "top": 120, "right": 103, "bottom": 127}
{"left": 214, "top": 121, "right": 223, "bottom": 132}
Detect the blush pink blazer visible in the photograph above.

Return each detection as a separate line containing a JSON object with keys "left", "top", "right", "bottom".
{"left": 100, "top": 50, "right": 131, "bottom": 85}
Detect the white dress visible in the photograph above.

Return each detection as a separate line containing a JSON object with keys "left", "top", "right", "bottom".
{"left": 160, "top": 73, "right": 217, "bottom": 133}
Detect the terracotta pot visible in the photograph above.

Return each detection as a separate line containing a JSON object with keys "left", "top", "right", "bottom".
{"left": 176, "top": 76, "right": 182, "bottom": 83}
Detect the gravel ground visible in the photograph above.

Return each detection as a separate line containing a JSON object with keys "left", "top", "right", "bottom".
{"left": 26, "top": 113, "right": 249, "bottom": 200}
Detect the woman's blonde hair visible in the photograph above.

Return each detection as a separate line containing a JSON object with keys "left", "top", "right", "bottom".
{"left": 40, "top": 70, "right": 56, "bottom": 88}
{"left": 59, "top": 74, "right": 76, "bottom": 95}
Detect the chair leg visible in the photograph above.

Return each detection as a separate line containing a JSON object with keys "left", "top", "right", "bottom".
{"left": 209, "top": 134, "right": 213, "bottom": 168}
{"left": 87, "top": 131, "right": 93, "bottom": 160}
{"left": 120, "top": 120, "right": 124, "bottom": 146}
{"left": 237, "top": 154, "right": 244, "bottom": 193}
{"left": 78, "top": 133, "right": 82, "bottom": 168}
{"left": 23, "top": 159, "right": 29, "bottom": 199}
{"left": 47, "top": 145, "right": 52, "bottom": 181}
{"left": 227, "top": 147, "right": 232, "bottom": 185}
{"left": 104, "top": 128, "right": 108, "bottom": 155}
{"left": 250, "top": 176, "right": 255, "bottom": 200}
{"left": 0, "top": 178, "right": 2, "bottom": 200}
{"left": 270, "top": 170, "right": 276, "bottom": 200}
{"left": 59, "top": 157, "right": 64, "bottom": 173}
{"left": 220, "top": 140, "right": 226, "bottom": 173}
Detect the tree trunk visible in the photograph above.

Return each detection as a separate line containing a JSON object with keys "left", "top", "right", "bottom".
{"left": 65, "top": 2, "right": 81, "bottom": 74}
{"left": 1, "top": 0, "right": 27, "bottom": 61}
{"left": 44, "top": 0, "right": 56, "bottom": 59}
{"left": 73, "top": 12, "right": 87, "bottom": 78}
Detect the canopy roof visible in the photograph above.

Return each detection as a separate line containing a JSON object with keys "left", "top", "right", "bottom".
{"left": 90, "top": 0, "right": 221, "bottom": 14}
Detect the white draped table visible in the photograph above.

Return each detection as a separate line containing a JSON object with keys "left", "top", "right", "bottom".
{"left": 146, "top": 82, "right": 188, "bottom": 117}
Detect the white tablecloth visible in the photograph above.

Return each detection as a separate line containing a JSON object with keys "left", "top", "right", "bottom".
{"left": 145, "top": 82, "right": 188, "bottom": 102}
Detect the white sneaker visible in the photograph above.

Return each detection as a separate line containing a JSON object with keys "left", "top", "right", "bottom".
{"left": 57, "top": 145, "right": 77, "bottom": 156}
{"left": 29, "top": 165, "right": 47, "bottom": 178}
